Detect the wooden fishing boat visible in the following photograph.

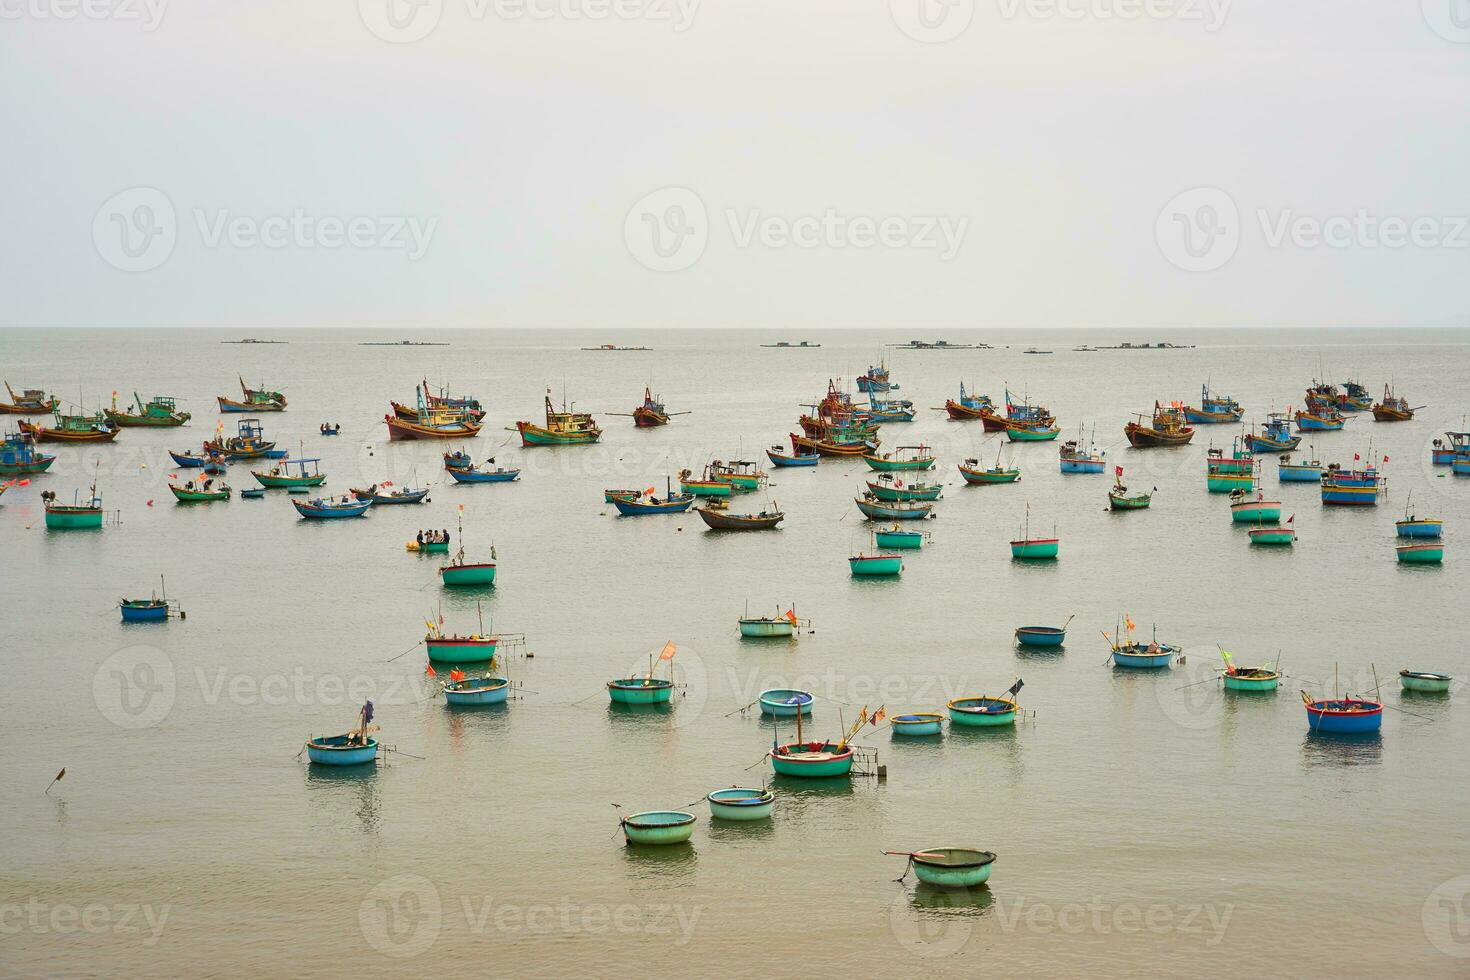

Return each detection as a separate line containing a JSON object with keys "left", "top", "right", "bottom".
{"left": 1396, "top": 541, "right": 1443, "bottom": 563}
{"left": 218, "top": 377, "right": 287, "bottom": 413}
{"left": 1245, "top": 414, "right": 1301, "bottom": 453}
{"left": 857, "top": 360, "right": 895, "bottom": 393}
{"left": 1182, "top": 383, "right": 1244, "bottom": 424}
{"left": 1248, "top": 520, "right": 1296, "bottom": 545}
{"left": 855, "top": 494, "right": 932, "bottom": 521}
{"left": 1220, "top": 666, "right": 1280, "bottom": 692}
{"left": 241, "top": 488, "right": 266, "bottom": 499}
{"left": 947, "top": 695, "right": 1018, "bottom": 727}
{"left": 253, "top": 457, "right": 325, "bottom": 489}
{"left": 1337, "top": 379, "right": 1373, "bottom": 412}
{"left": 863, "top": 445, "right": 935, "bottom": 472}
{"left": 790, "top": 432, "right": 878, "bottom": 457}
{"left": 168, "top": 479, "right": 231, "bottom": 502}
{"left": 447, "top": 461, "right": 520, "bottom": 483}
{"left": 849, "top": 553, "right": 903, "bottom": 575}
{"left": 1399, "top": 669, "right": 1452, "bottom": 693}
{"left": 19, "top": 412, "right": 119, "bottom": 442}
{"left": 767, "top": 445, "right": 819, "bottom": 467}
{"left": 516, "top": 393, "right": 601, "bottom": 446}
{"left": 1431, "top": 431, "right": 1470, "bottom": 465}
{"left": 900, "top": 848, "right": 997, "bottom": 888}
{"left": 866, "top": 475, "right": 942, "bottom": 502}
{"left": 0, "top": 382, "right": 58, "bottom": 414}
{"left": 293, "top": 495, "right": 371, "bottom": 518}
{"left": 351, "top": 483, "right": 430, "bottom": 505}
{"left": 1124, "top": 403, "right": 1194, "bottom": 447}
{"left": 1006, "top": 419, "right": 1061, "bottom": 442}
{"left": 1302, "top": 693, "right": 1382, "bottom": 733}
{"left": 999, "top": 389, "right": 1056, "bottom": 432}
{"left": 306, "top": 703, "right": 378, "bottom": 766}
{"left": 710, "top": 459, "right": 768, "bottom": 491}
{"left": 759, "top": 689, "right": 813, "bottom": 716}
{"left": 613, "top": 485, "right": 696, "bottom": 516}
{"left": 697, "top": 504, "right": 783, "bottom": 529}
{"left": 444, "top": 676, "right": 510, "bottom": 706}
{"left": 619, "top": 811, "right": 695, "bottom": 845}
{"left": 1229, "top": 488, "right": 1282, "bottom": 524}
{"left": 1320, "top": 459, "right": 1383, "bottom": 506}
{"left": 958, "top": 450, "right": 1020, "bottom": 485}
{"left": 874, "top": 525, "right": 924, "bottom": 549}
{"left": 1107, "top": 468, "right": 1152, "bottom": 510}
{"left": 889, "top": 713, "right": 944, "bottom": 737}
{"left": 1371, "top": 384, "right": 1417, "bottom": 421}
{"left": 944, "top": 382, "right": 993, "bottom": 421}
{"left": 0, "top": 431, "right": 56, "bottom": 475}
{"left": 385, "top": 410, "right": 482, "bottom": 441}
{"left": 104, "top": 393, "right": 190, "bottom": 427}
{"left": 425, "top": 604, "right": 498, "bottom": 663}
{"left": 41, "top": 486, "right": 104, "bottom": 529}
{"left": 440, "top": 513, "right": 496, "bottom": 585}
{"left": 204, "top": 418, "right": 275, "bottom": 459}
{"left": 706, "top": 788, "right": 774, "bottom": 821}
{"left": 739, "top": 607, "right": 801, "bottom": 637}
{"left": 1058, "top": 431, "right": 1105, "bottom": 473}
{"left": 1277, "top": 454, "right": 1323, "bottom": 482}
{"left": 603, "top": 488, "right": 641, "bottom": 502}
{"left": 680, "top": 466, "right": 734, "bottom": 497}
{"left": 631, "top": 388, "right": 673, "bottom": 427}
{"left": 423, "top": 383, "right": 485, "bottom": 421}
{"left": 1015, "top": 624, "right": 1067, "bottom": 647}
{"left": 866, "top": 396, "right": 916, "bottom": 423}
{"left": 1294, "top": 408, "right": 1345, "bottom": 432}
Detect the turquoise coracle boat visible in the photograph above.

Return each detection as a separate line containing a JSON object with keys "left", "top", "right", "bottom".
{"left": 875, "top": 526, "right": 924, "bottom": 550}
{"left": 620, "top": 811, "right": 695, "bottom": 845}
{"left": 850, "top": 553, "right": 903, "bottom": 576}
{"left": 1399, "top": 670, "right": 1451, "bottom": 693}
{"left": 305, "top": 734, "right": 378, "bottom": 766}
{"left": 759, "top": 689, "right": 813, "bottom": 717}
{"left": 769, "top": 741, "right": 855, "bottom": 778}
{"left": 443, "top": 677, "right": 510, "bottom": 706}
{"left": 890, "top": 713, "right": 944, "bottom": 736}
{"left": 607, "top": 678, "right": 674, "bottom": 705}
{"left": 706, "top": 788, "right": 775, "bottom": 821}
{"left": 947, "top": 696, "right": 1018, "bottom": 727}
{"left": 890, "top": 847, "right": 997, "bottom": 888}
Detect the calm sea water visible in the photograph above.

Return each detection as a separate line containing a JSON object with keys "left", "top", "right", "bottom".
{"left": 2, "top": 328, "right": 1468, "bottom": 978}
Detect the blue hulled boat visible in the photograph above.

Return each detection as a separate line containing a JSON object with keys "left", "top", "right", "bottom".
{"left": 292, "top": 495, "right": 372, "bottom": 519}
{"left": 1432, "top": 431, "right": 1470, "bottom": 465}
{"left": 1277, "top": 453, "right": 1322, "bottom": 482}
{"left": 306, "top": 702, "right": 380, "bottom": 765}
{"left": 444, "top": 676, "right": 510, "bottom": 706}
{"left": 1182, "top": 383, "right": 1244, "bottom": 424}
{"left": 1245, "top": 414, "right": 1301, "bottom": 453}
{"left": 767, "top": 445, "right": 819, "bottom": 467}
{"left": 1303, "top": 694, "right": 1382, "bottom": 734}
{"left": 1320, "top": 459, "right": 1383, "bottom": 506}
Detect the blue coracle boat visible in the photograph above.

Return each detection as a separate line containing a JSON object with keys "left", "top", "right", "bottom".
{"left": 444, "top": 676, "right": 510, "bottom": 705}
{"left": 1303, "top": 694, "right": 1382, "bottom": 734}
{"left": 759, "top": 689, "right": 813, "bottom": 717}
{"left": 306, "top": 702, "right": 379, "bottom": 765}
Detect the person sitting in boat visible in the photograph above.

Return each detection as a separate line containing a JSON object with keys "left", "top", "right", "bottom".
{"left": 416, "top": 530, "right": 424, "bottom": 545}
{"left": 441, "top": 528, "right": 448, "bottom": 542}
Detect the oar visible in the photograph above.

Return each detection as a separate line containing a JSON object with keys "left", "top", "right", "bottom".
{"left": 43, "top": 768, "right": 65, "bottom": 795}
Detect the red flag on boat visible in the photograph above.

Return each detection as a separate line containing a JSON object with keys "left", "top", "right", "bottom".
{"left": 1382, "top": 455, "right": 1389, "bottom": 462}
{"left": 1114, "top": 465, "right": 1123, "bottom": 477}
{"left": 658, "top": 641, "right": 677, "bottom": 661}
{"left": 1288, "top": 514, "right": 1295, "bottom": 523}
{"left": 425, "top": 663, "right": 436, "bottom": 676}
{"left": 785, "top": 609, "right": 797, "bottom": 624}
{"left": 449, "top": 668, "right": 465, "bottom": 682}
{"left": 146, "top": 499, "right": 153, "bottom": 507}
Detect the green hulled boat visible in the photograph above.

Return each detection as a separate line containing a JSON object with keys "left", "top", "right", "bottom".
{"left": 1396, "top": 542, "right": 1443, "bottom": 563}
{"left": 1220, "top": 652, "right": 1280, "bottom": 692}
{"left": 169, "top": 480, "right": 231, "bottom": 502}
{"left": 252, "top": 457, "right": 325, "bottom": 489}
{"left": 42, "top": 487, "right": 104, "bottom": 529}
{"left": 104, "top": 393, "right": 190, "bottom": 428}
{"left": 862, "top": 445, "right": 936, "bottom": 472}
{"left": 1399, "top": 669, "right": 1452, "bottom": 693}
{"left": 874, "top": 526, "right": 924, "bottom": 549}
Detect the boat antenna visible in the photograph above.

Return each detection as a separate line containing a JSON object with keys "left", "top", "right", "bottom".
{"left": 1371, "top": 663, "right": 1382, "bottom": 705}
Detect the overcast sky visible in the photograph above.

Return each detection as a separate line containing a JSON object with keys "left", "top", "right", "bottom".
{"left": 1, "top": 0, "right": 1466, "bottom": 329}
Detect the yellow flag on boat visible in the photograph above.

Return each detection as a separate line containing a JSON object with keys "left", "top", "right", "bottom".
{"left": 871, "top": 706, "right": 886, "bottom": 726}
{"left": 1221, "top": 650, "right": 1234, "bottom": 662}
{"left": 1124, "top": 615, "right": 1136, "bottom": 632}
{"left": 425, "top": 620, "right": 436, "bottom": 632}
{"left": 658, "top": 641, "right": 677, "bottom": 661}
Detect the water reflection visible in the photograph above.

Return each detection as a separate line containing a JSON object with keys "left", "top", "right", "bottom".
{"left": 1301, "top": 731, "right": 1383, "bottom": 767}
{"left": 705, "top": 818, "right": 776, "bottom": 843}
{"left": 617, "top": 840, "right": 698, "bottom": 879}
{"left": 304, "top": 764, "right": 383, "bottom": 834}
{"left": 910, "top": 882, "right": 996, "bottom": 916}
{"left": 1014, "top": 645, "right": 1067, "bottom": 663}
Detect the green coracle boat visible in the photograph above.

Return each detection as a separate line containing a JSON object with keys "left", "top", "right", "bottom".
{"left": 1005, "top": 422, "right": 1060, "bottom": 442}
{"left": 169, "top": 480, "right": 231, "bottom": 502}
{"left": 885, "top": 847, "right": 997, "bottom": 888}
{"left": 607, "top": 677, "right": 674, "bottom": 704}
{"left": 619, "top": 810, "right": 695, "bottom": 845}
{"left": 1207, "top": 472, "right": 1254, "bottom": 493}
{"left": 1219, "top": 651, "right": 1281, "bottom": 692}
{"left": 874, "top": 525, "right": 924, "bottom": 549}
{"left": 1396, "top": 542, "right": 1443, "bottom": 564}
{"left": 1399, "top": 670, "right": 1452, "bottom": 693}
{"left": 42, "top": 487, "right": 104, "bottom": 529}
{"left": 947, "top": 695, "right": 1019, "bottom": 727}
{"left": 738, "top": 606, "right": 802, "bottom": 638}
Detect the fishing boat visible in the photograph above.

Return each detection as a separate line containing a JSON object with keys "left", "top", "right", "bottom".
{"left": 866, "top": 474, "right": 942, "bottom": 502}
{"left": 1245, "top": 414, "right": 1302, "bottom": 453}
{"left": 874, "top": 525, "right": 924, "bottom": 550}
{"left": 710, "top": 459, "right": 768, "bottom": 491}
{"left": 0, "top": 431, "right": 55, "bottom": 475}
{"left": 1006, "top": 419, "right": 1061, "bottom": 442}
{"left": 1294, "top": 408, "right": 1345, "bottom": 432}
{"left": 19, "top": 411, "right": 119, "bottom": 443}
{"left": 241, "top": 488, "right": 266, "bottom": 499}
{"left": 1396, "top": 541, "right": 1443, "bottom": 563}
{"left": 407, "top": 529, "right": 451, "bottom": 553}
{"left": 767, "top": 444, "right": 819, "bottom": 467}
{"left": 218, "top": 377, "right": 286, "bottom": 413}
{"left": 607, "top": 388, "right": 689, "bottom": 428}
{"left": 890, "top": 848, "right": 997, "bottom": 888}
{"left": 789, "top": 432, "right": 878, "bottom": 457}
{"left": 1009, "top": 505, "right": 1057, "bottom": 559}
{"left": 857, "top": 360, "right": 895, "bottom": 393}
{"left": 1302, "top": 693, "right": 1382, "bottom": 734}
{"left": 1015, "top": 621, "right": 1069, "bottom": 647}
{"left": 204, "top": 418, "right": 275, "bottom": 459}
{"left": 619, "top": 811, "right": 695, "bottom": 845}
{"left": 1455, "top": 453, "right": 1470, "bottom": 476}
{"left": 167, "top": 449, "right": 220, "bottom": 469}
{"left": 612, "top": 480, "right": 696, "bottom": 516}
{"left": 1206, "top": 443, "right": 1256, "bottom": 493}
{"left": 947, "top": 692, "right": 1019, "bottom": 727}
{"left": 889, "top": 713, "right": 944, "bottom": 736}
{"left": 292, "top": 495, "right": 371, "bottom": 519}
{"left": 305, "top": 703, "right": 378, "bottom": 766}
{"left": 959, "top": 443, "right": 1020, "bottom": 485}
{"left": 1107, "top": 468, "right": 1152, "bottom": 510}
{"left": 864, "top": 397, "right": 916, "bottom": 424}
{"left": 1277, "top": 453, "right": 1323, "bottom": 482}
{"left": 1431, "top": 431, "right": 1470, "bottom": 465}
{"left": 767, "top": 705, "right": 857, "bottom": 779}
{"left": 1058, "top": 430, "right": 1105, "bottom": 474}
{"left": 1338, "top": 379, "right": 1374, "bottom": 412}
{"left": 1106, "top": 619, "right": 1177, "bottom": 667}
{"left": 516, "top": 393, "right": 601, "bottom": 446}
{"left": 680, "top": 466, "right": 734, "bottom": 498}
{"left": 104, "top": 393, "right": 190, "bottom": 427}
{"left": 425, "top": 602, "right": 498, "bottom": 663}
{"left": 444, "top": 449, "right": 473, "bottom": 469}
{"left": 119, "top": 576, "right": 183, "bottom": 622}
{"left": 1399, "top": 669, "right": 1452, "bottom": 693}
{"left": 1247, "top": 519, "right": 1296, "bottom": 545}
{"left": 0, "top": 382, "right": 58, "bottom": 414}
{"left": 1124, "top": 403, "right": 1194, "bottom": 447}
{"left": 944, "top": 382, "right": 993, "bottom": 421}
{"left": 252, "top": 457, "right": 325, "bottom": 489}
{"left": 855, "top": 493, "right": 933, "bottom": 521}
{"left": 350, "top": 483, "right": 431, "bottom": 505}
{"left": 998, "top": 390, "right": 1056, "bottom": 435}
{"left": 1182, "top": 383, "right": 1244, "bottom": 424}
{"left": 1220, "top": 658, "right": 1280, "bottom": 692}
{"left": 863, "top": 445, "right": 935, "bottom": 472}
{"left": 706, "top": 788, "right": 775, "bottom": 821}
{"left": 168, "top": 479, "right": 231, "bottom": 502}
{"left": 603, "top": 488, "right": 641, "bottom": 503}
{"left": 739, "top": 606, "right": 802, "bottom": 637}
{"left": 440, "top": 512, "right": 497, "bottom": 585}
{"left": 446, "top": 458, "right": 521, "bottom": 483}
{"left": 443, "top": 676, "right": 510, "bottom": 706}
{"left": 849, "top": 552, "right": 903, "bottom": 576}
{"left": 759, "top": 689, "right": 813, "bottom": 716}
{"left": 421, "top": 382, "right": 485, "bottom": 421}
{"left": 1229, "top": 488, "right": 1282, "bottom": 524}
{"left": 385, "top": 392, "right": 483, "bottom": 440}
{"left": 320, "top": 424, "right": 341, "bottom": 436}
{"left": 41, "top": 484, "right": 104, "bottom": 529}
{"left": 1395, "top": 494, "right": 1441, "bottom": 538}
{"left": 1371, "top": 384, "right": 1417, "bottom": 422}
{"left": 697, "top": 503, "right": 784, "bottom": 529}
{"left": 1320, "top": 458, "right": 1383, "bottom": 506}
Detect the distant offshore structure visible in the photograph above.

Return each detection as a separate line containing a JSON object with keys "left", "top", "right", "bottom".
{"left": 581, "top": 344, "right": 650, "bottom": 351}
{"left": 359, "top": 340, "right": 450, "bottom": 346}
{"left": 761, "top": 340, "right": 822, "bottom": 348}
{"left": 221, "top": 338, "right": 288, "bottom": 344}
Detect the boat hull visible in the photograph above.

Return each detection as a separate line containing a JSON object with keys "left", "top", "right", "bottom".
{"left": 1124, "top": 423, "right": 1194, "bottom": 447}
{"left": 759, "top": 690, "right": 813, "bottom": 716}
{"left": 766, "top": 449, "right": 819, "bottom": 467}
{"left": 863, "top": 455, "right": 936, "bottom": 472}
{"left": 444, "top": 678, "right": 510, "bottom": 705}
{"left": 1108, "top": 492, "right": 1151, "bottom": 510}
{"left": 959, "top": 466, "right": 1021, "bottom": 485}
{"left": 1059, "top": 458, "right": 1105, "bottom": 474}
{"left": 1320, "top": 485, "right": 1379, "bottom": 506}
{"left": 874, "top": 529, "right": 923, "bottom": 549}
{"left": 866, "top": 481, "right": 942, "bottom": 502}
{"left": 1112, "top": 650, "right": 1173, "bottom": 668}
{"left": 119, "top": 602, "right": 168, "bottom": 622}
{"left": 1396, "top": 543, "right": 1443, "bottom": 563}
{"left": 613, "top": 495, "right": 695, "bottom": 516}
{"left": 44, "top": 507, "right": 102, "bottom": 529}
{"left": 849, "top": 555, "right": 902, "bottom": 575}
{"left": 1015, "top": 627, "right": 1065, "bottom": 647}
{"left": 292, "top": 499, "right": 370, "bottom": 518}
{"left": 447, "top": 467, "right": 521, "bottom": 483}
{"left": 1396, "top": 520, "right": 1443, "bottom": 538}
{"left": 253, "top": 473, "right": 326, "bottom": 488}
{"left": 1230, "top": 502, "right": 1281, "bottom": 523}
{"left": 1006, "top": 425, "right": 1060, "bottom": 442}
{"left": 681, "top": 480, "right": 732, "bottom": 498}
{"left": 607, "top": 679, "right": 674, "bottom": 704}
{"left": 1221, "top": 671, "right": 1280, "bottom": 692}
{"left": 1246, "top": 433, "right": 1301, "bottom": 453}
{"left": 1010, "top": 538, "right": 1058, "bottom": 559}
{"left": 425, "top": 638, "right": 498, "bottom": 663}
{"left": 856, "top": 498, "right": 932, "bottom": 521}
{"left": 440, "top": 563, "right": 497, "bottom": 586}
{"left": 948, "top": 697, "right": 1017, "bottom": 727}
{"left": 739, "top": 619, "right": 795, "bottom": 638}
{"left": 1305, "top": 701, "right": 1382, "bottom": 733}
{"left": 696, "top": 508, "right": 783, "bottom": 530}
{"left": 388, "top": 416, "right": 482, "bottom": 441}
{"left": 1207, "top": 474, "right": 1254, "bottom": 493}
{"left": 910, "top": 848, "right": 997, "bottom": 888}
{"left": 169, "top": 485, "right": 230, "bottom": 502}
{"left": 707, "top": 789, "right": 774, "bottom": 821}
{"left": 1399, "top": 672, "right": 1451, "bottom": 693}
{"left": 1248, "top": 528, "right": 1295, "bottom": 545}
{"left": 1278, "top": 464, "right": 1322, "bottom": 482}
{"left": 769, "top": 742, "right": 855, "bottom": 778}
{"left": 890, "top": 713, "right": 944, "bottom": 736}
{"left": 517, "top": 421, "right": 599, "bottom": 446}
{"left": 306, "top": 737, "right": 378, "bottom": 766}
{"left": 218, "top": 397, "right": 284, "bottom": 413}
{"left": 1294, "top": 414, "right": 1344, "bottom": 432}
{"left": 621, "top": 811, "right": 695, "bottom": 845}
